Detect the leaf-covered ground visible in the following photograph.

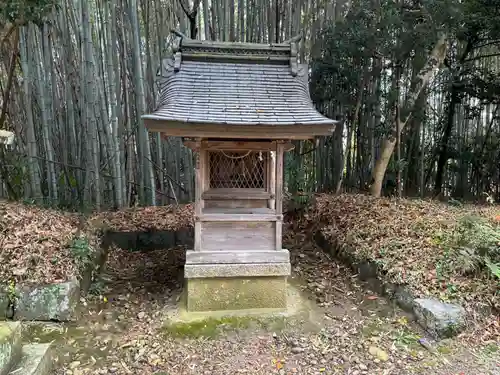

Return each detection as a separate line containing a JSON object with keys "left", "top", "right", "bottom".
{"left": 87, "top": 204, "right": 194, "bottom": 232}
{"left": 2, "top": 196, "right": 499, "bottom": 373}
{"left": 0, "top": 201, "right": 194, "bottom": 285}
{"left": 24, "top": 228, "right": 500, "bottom": 375}
{"left": 307, "top": 194, "right": 499, "bottom": 342}
{"left": 0, "top": 201, "right": 82, "bottom": 285}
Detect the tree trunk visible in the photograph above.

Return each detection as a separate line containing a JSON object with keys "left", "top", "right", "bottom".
{"left": 19, "top": 27, "right": 42, "bottom": 200}
{"left": 370, "top": 33, "right": 447, "bottom": 197}
{"left": 129, "top": 0, "right": 156, "bottom": 205}
{"left": 434, "top": 86, "right": 459, "bottom": 196}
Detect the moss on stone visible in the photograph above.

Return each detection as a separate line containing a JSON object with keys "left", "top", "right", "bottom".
{"left": 15, "top": 280, "right": 79, "bottom": 321}
{"left": 0, "top": 322, "right": 21, "bottom": 374}
{"left": 186, "top": 276, "right": 287, "bottom": 312}
{"left": 0, "top": 324, "right": 12, "bottom": 344}
{"left": 163, "top": 314, "right": 285, "bottom": 339}
{"left": 22, "top": 324, "right": 66, "bottom": 344}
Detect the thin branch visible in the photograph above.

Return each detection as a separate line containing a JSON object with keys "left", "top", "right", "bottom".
{"left": 475, "top": 40, "right": 500, "bottom": 49}
{"left": 171, "top": 29, "right": 189, "bottom": 39}
{"left": 463, "top": 52, "right": 500, "bottom": 63}
{"left": 283, "top": 34, "right": 302, "bottom": 44}
{"left": 178, "top": 0, "right": 190, "bottom": 16}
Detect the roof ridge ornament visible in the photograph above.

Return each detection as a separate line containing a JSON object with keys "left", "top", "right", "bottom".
{"left": 171, "top": 30, "right": 188, "bottom": 72}
{"left": 174, "top": 52, "right": 182, "bottom": 72}
{"left": 171, "top": 29, "right": 190, "bottom": 40}
{"left": 290, "top": 43, "right": 298, "bottom": 77}
{"left": 284, "top": 34, "right": 301, "bottom": 77}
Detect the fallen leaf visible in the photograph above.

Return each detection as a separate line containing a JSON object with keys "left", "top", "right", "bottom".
{"left": 369, "top": 346, "right": 389, "bottom": 362}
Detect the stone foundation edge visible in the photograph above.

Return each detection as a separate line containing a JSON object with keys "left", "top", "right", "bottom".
{"left": 186, "top": 249, "right": 290, "bottom": 264}
{"left": 184, "top": 262, "right": 291, "bottom": 278}
{"left": 314, "top": 230, "right": 466, "bottom": 339}
{"left": 186, "top": 276, "right": 288, "bottom": 312}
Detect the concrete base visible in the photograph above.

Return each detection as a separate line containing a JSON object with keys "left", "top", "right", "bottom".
{"left": 184, "top": 249, "right": 291, "bottom": 313}
{"left": 162, "top": 280, "right": 323, "bottom": 339}
{"left": 186, "top": 276, "right": 288, "bottom": 312}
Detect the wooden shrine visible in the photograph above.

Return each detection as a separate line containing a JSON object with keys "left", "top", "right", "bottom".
{"left": 143, "top": 35, "right": 336, "bottom": 312}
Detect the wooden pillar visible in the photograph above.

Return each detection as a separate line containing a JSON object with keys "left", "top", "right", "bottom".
{"left": 194, "top": 138, "right": 203, "bottom": 251}
{"left": 275, "top": 141, "right": 284, "bottom": 250}
{"left": 200, "top": 149, "right": 207, "bottom": 209}
{"left": 267, "top": 150, "right": 276, "bottom": 210}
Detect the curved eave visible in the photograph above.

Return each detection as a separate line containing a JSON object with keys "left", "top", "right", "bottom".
{"left": 142, "top": 115, "right": 337, "bottom": 140}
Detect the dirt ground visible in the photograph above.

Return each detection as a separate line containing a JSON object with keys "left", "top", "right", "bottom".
{"left": 22, "top": 229, "right": 499, "bottom": 375}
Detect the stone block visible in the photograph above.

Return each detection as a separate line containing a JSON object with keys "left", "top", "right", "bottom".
{"left": 413, "top": 298, "right": 466, "bottom": 339}
{"left": 186, "top": 249, "right": 290, "bottom": 265}
{"left": 0, "top": 291, "right": 10, "bottom": 320}
{"left": 186, "top": 276, "right": 287, "bottom": 312}
{"left": 0, "top": 322, "right": 22, "bottom": 375}
{"left": 185, "top": 262, "right": 291, "bottom": 279}
{"left": 7, "top": 343, "right": 53, "bottom": 375}
{"left": 15, "top": 280, "right": 80, "bottom": 322}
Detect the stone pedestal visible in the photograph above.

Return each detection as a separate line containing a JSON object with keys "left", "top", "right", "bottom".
{"left": 184, "top": 250, "right": 290, "bottom": 312}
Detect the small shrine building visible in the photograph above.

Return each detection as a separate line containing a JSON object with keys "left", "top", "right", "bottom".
{"left": 143, "top": 35, "right": 336, "bottom": 312}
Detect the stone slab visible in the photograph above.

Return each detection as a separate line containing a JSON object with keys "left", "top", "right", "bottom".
{"left": 185, "top": 263, "right": 291, "bottom": 279}
{"left": 15, "top": 280, "right": 80, "bottom": 322}
{"left": 186, "top": 276, "right": 288, "bottom": 312}
{"left": 102, "top": 228, "right": 194, "bottom": 252}
{"left": 185, "top": 249, "right": 290, "bottom": 264}
{"left": 413, "top": 298, "right": 466, "bottom": 339}
{"left": 8, "top": 343, "right": 53, "bottom": 375}
{"left": 0, "top": 291, "right": 10, "bottom": 320}
{"left": 0, "top": 322, "right": 22, "bottom": 375}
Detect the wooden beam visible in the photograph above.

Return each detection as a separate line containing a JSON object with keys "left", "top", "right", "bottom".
{"left": 183, "top": 139, "right": 294, "bottom": 151}
{"left": 182, "top": 53, "right": 290, "bottom": 63}
{"left": 145, "top": 120, "right": 337, "bottom": 139}
{"left": 202, "top": 188, "right": 272, "bottom": 200}
{"left": 197, "top": 213, "right": 282, "bottom": 222}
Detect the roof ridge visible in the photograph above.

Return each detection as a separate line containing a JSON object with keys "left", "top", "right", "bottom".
{"left": 182, "top": 38, "right": 293, "bottom": 49}
{"left": 171, "top": 34, "right": 302, "bottom": 75}
{"left": 181, "top": 39, "right": 291, "bottom": 62}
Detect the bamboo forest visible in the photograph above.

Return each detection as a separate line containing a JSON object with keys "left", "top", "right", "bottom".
{"left": 0, "top": 0, "right": 499, "bottom": 209}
